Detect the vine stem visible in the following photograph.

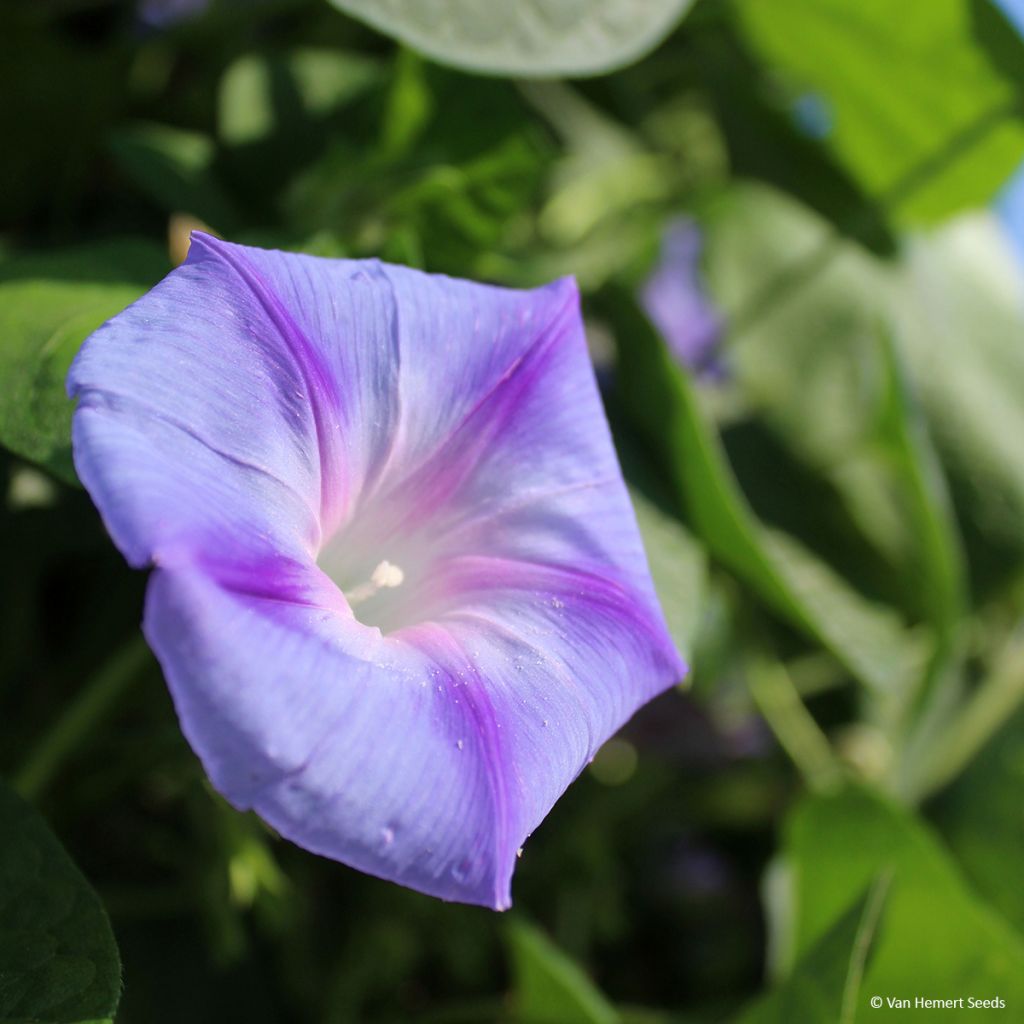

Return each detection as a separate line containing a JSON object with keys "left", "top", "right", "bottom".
{"left": 13, "top": 633, "right": 151, "bottom": 800}
{"left": 748, "top": 658, "right": 844, "bottom": 792}
{"left": 903, "top": 633, "right": 1024, "bottom": 802}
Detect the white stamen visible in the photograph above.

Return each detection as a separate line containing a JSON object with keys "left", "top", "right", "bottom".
{"left": 371, "top": 560, "right": 404, "bottom": 589}
{"left": 347, "top": 560, "right": 405, "bottom": 606}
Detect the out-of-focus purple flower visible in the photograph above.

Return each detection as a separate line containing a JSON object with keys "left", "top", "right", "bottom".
{"left": 640, "top": 218, "right": 724, "bottom": 379}
{"left": 137, "top": 0, "right": 209, "bottom": 29}
{"left": 67, "top": 234, "right": 684, "bottom": 909}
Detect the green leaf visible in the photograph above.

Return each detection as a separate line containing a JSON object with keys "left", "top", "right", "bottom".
{"left": 932, "top": 705, "right": 1024, "bottom": 935}
{"left": 701, "top": 184, "right": 883, "bottom": 471}
{"left": 108, "top": 122, "right": 238, "bottom": 230}
{"left": 606, "top": 287, "right": 921, "bottom": 698}
{"left": 894, "top": 213, "right": 1024, "bottom": 585}
{"left": 972, "top": 0, "right": 1024, "bottom": 89}
{"left": 0, "top": 779, "right": 121, "bottom": 1024}
{"left": 734, "top": 878, "right": 889, "bottom": 1024}
{"left": 778, "top": 785, "right": 1024, "bottom": 1020}
{"left": 689, "top": 26, "right": 894, "bottom": 255}
{"left": 326, "top": 0, "right": 694, "bottom": 78}
{"left": 218, "top": 49, "right": 383, "bottom": 146}
{"left": 759, "top": 531, "right": 921, "bottom": 697}
{"left": 518, "top": 88, "right": 673, "bottom": 280}
{"left": 880, "top": 327, "right": 966, "bottom": 643}
{"left": 378, "top": 50, "right": 434, "bottom": 161}
{"left": 0, "top": 239, "right": 167, "bottom": 483}
{"left": 733, "top": 0, "right": 1024, "bottom": 223}
{"left": 871, "top": 327, "right": 966, "bottom": 681}
{"left": 702, "top": 183, "right": 966, "bottom": 647}
{"left": 505, "top": 919, "right": 619, "bottom": 1024}
{"left": 629, "top": 488, "right": 707, "bottom": 663}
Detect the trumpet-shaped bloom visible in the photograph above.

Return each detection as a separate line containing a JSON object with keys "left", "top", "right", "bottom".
{"left": 68, "top": 234, "right": 684, "bottom": 908}
{"left": 640, "top": 218, "right": 724, "bottom": 378}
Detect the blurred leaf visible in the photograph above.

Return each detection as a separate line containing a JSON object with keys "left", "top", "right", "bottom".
{"left": 872, "top": 328, "right": 966, "bottom": 672}
{"left": 0, "top": 779, "right": 121, "bottom": 1024}
{"left": 902, "top": 628, "right": 1024, "bottom": 802}
{"left": 933, "top": 706, "right": 1024, "bottom": 935}
{"left": 864, "top": 327, "right": 966, "bottom": 720}
{"left": 506, "top": 918, "right": 619, "bottom": 1024}
{"left": 701, "top": 184, "right": 883, "bottom": 469}
{"left": 380, "top": 49, "right": 434, "bottom": 161}
{"left": 385, "top": 137, "right": 537, "bottom": 245}
{"left": 286, "top": 70, "right": 549, "bottom": 275}
{"left": 734, "top": 0, "right": 1024, "bottom": 223}
{"left": 523, "top": 80, "right": 672, "bottom": 247}
{"left": 327, "top": 0, "right": 694, "bottom": 78}
{"left": 181, "top": 788, "right": 292, "bottom": 967}
{"left": 690, "top": 24, "right": 895, "bottom": 255}
{"left": 542, "top": 151, "right": 672, "bottom": 249}
{"left": 764, "top": 531, "right": 922, "bottom": 697}
{"left": 109, "top": 122, "right": 238, "bottom": 231}
{"left": 703, "top": 184, "right": 966, "bottom": 639}
{"left": 607, "top": 288, "right": 922, "bottom": 697}
{"left": 0, "top": 240, "right": 168, "bottom": 484}
{"left": 522, "top": 81, "right": 673, "bottom": 276}
{"left": 629, "top": 488, "right": 707, "bottom": 662}
{"left": 779, "top": 785, "right": 1024, "bottom": 1019}
{"left": 893, "top": 213, "right": 1024, "bottom": 590}
{"left": 218, "top": 48, "right": 383, "bottom": 146}
{"left": 734, "top": 878, "right": 889, "bottom": 1024}
{"left": 973, "top": 0, "right": 1024, "bottom": 90}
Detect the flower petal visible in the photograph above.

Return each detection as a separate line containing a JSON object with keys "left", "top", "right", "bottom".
{"left": 405, "top": 555, "right": 682, "bottom": 888}
{"left": 144, "top": 560, "right": 516, "bottom": 907}
{"left": 67, "top": 233, "right": 400, "bottom": 560}
{"left": 145, "top": 551, "right": 679, "bottom": 909}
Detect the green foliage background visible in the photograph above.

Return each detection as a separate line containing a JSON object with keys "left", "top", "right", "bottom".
{"left": 3, "top": 0, "right": 1024, "bottom": 1021}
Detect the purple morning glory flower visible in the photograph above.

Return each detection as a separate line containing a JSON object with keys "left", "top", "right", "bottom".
{"left": 639, "top": 218, "right": 724, "bottom": 379}
{"left": 67, "top": 234, "right": 684, "bottom": 909}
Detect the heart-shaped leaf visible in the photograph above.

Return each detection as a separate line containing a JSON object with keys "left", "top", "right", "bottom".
{"left": 326, "top": 0, "right": 694, "bottom": 78}
{"left": 0, "top": 780, "right": 121, "bottom": 1024}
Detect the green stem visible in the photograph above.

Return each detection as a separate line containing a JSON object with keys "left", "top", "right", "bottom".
{"left": 748, "top": 659, "right": 843, "bottom": 792}
{"left": 905, "top": 635, "right": 1024, "bottom": 802}
{"left": 13, "top": 634, "right": 151, "bottom": 800}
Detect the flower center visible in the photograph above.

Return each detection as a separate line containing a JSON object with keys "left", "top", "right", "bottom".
{"left": 345, "top": 560, "right": 405, "bottom": 607}
{"left": 322, "top": 543, "right": 415, "bottom": 632}
{"left": 316, "top": 498, "right": 440, "bottom": 634}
